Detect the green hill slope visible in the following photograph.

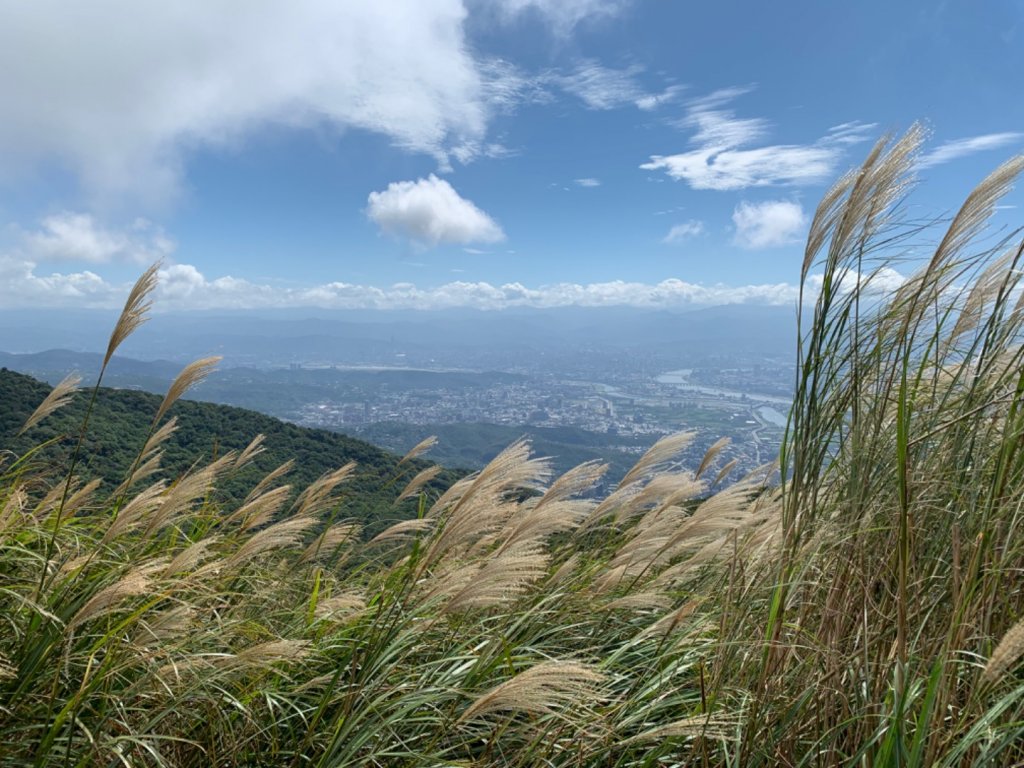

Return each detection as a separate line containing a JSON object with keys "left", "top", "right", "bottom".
{"left": 0, "top": 368, "right": 458, "bottom": 533}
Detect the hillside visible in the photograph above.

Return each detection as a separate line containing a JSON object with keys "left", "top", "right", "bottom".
{"left": 0, "top": 368, "right": 458, "bottom": 533}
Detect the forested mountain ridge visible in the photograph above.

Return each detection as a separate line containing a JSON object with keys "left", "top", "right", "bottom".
{"left": 0, "top": 368, "right": 458, "bottom": 533}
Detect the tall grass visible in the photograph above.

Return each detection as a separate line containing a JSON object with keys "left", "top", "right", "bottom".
{"left": 2, "top": 128, "right": 1024, "bottom": 766}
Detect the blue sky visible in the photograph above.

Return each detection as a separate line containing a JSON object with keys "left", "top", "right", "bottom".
{"left": 0, "top": 0, "right": 1021, "bottom": 311}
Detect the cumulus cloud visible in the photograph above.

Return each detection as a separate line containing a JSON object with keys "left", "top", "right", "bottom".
{"left": 0, "top": 257, "right": 817, "bottom": 311}
{"left": 641, "top": 88, "right": 875, "bottom": 190}
{"left": 662, "top": 220, "right": 705, "bottom": 244}
{"left": 918, "top": 132, "right": 1024, "bottom": 169}
{"left": 20, "top": 213, "right": 175, "bottom": 264}
{"left": 731, "top": 200, "right": 807, "bottom": 249}
{"left": 0, "top": 1, "right": 586, "bottom": 202}
{"left": 366, "top": 175, "right": 505, "bottom": 246}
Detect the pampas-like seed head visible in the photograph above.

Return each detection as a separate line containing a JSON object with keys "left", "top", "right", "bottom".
{"left": 399, "top": 435, "right": 438, "bottom": 464}
{"left": 68, "top": 562, "right": 163, "bottom": 630}
{"left": 396, "top": 465, "right": 443, "bottom": 503}
{"left": 154, "top": 356, "right": 221, "bottom": 426}
{"left": 105, "top": 262, "right": 160, "bottom": 368}
{"left": 458, "top": 660, "right": 605, "bottom": 724}
{"left": 18, "top": 373, "right": 81, "bottom": 436}
{"left": 983, "top": 614, "right": 1024, "bottom": 682}
{"left": 619, "top": 431, "right": 696, "bottom": 488}
{"left": 695, "top": 436, "right": 730, "bottom": 479}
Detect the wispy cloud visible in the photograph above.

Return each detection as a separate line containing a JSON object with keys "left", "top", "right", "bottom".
{"left": 485, "top": 0, "right": 632, "bottom": 34}
{"left": 662, "top": 220, "right": 705, "bottom": 244}
{"left": 917, "top": 132, "right": 1023, "bottom": 169}
{"left": 731, "top": 200, "right": 807, "bottom": 249}
{"left": 641, "top": 88, "right": 875, "bottom": 190}
{"left": 554, "top": 61, "right": 683, "bottom": 111}
{"left": 366, "top": 175, "right": 505, "bottom": 246}
{"left": 574, "top": 178, "right": 601, "bottom": 187}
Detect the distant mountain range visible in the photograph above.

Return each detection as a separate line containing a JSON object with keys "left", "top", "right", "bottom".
{"left": 0, "top": 304, "right": 798, "bottom": 366}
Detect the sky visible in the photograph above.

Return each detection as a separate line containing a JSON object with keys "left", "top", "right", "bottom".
{"left": 0, "top": 0, "right": 1022, "bottom": 312}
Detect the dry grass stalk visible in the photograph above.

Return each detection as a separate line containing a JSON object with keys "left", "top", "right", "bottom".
{"left": 164, "top": 538, "right": 219, "bottom": 575}
{"left": 712, "top": 458, "right": 739, "bottom": 487}
{"left": 441, "top": 542, "right": 549, "bottom": 613}
{"left": 293, "top": 462, "right": 356, "bottom": 518}
{"left": 232, "top": 639, "right": 311, "bottom": 668}
{"left": 101, "top": 480, "right": 167, "bottom": 544}
{"left": 623, "top": 714, "right": 735, "bottom": 744}
{"left": 140, "top": 417, "right": 178, "bottom": 463}
{"left": 619, "top": 431, "right": 696, "bottom": 488}
{"left": 54, "top": 477, "right": 103, "bottom": 523}
{"left": 459, "top": 661, "right": 605, "bottom": 724}
{"left": 18, "top": 373, "right": 81, "bottom": 436}
{"left": 983, "top": 614, "right": 1024, "bottom": 682}
{"left": 133, "top": 604, "right": 195, "bottom": 646}
{"left": 0, "top": 485, "right": 27, "bottom": 534}
{"left": 534, "top": 460, "right": 607, "bottom": 510}
{"left": 695, "top": 437, "right": 731, "bottom": 479}
{"left": 117, "top": 450, "right": 165, "bottom": 494}
{"left": 145, "top": 456, "right": 233, "bottom": 536}
{"left": 369, "top": 517, "right": 435, "bottom": 546}
{"left": 396, "top": 465, "right": 443, "bottom": 503}
{"left": 243, "top": 459, "right": 295, "bottom": 505}
{"left": 314, "top": 592, "right": 366, "bottom": 620}
{"left": 496, "top": 499, "right": 591, "bottom": 553}
{"left": 234, "top": 433, "right": 266, "bottom": 469}
{"left": 424, "top": 440, "right": 550, "bottom": 564}
{"left": 638, "top": 599, "right": 702, "bottom": 640}
{"left": 618, "top": 474, "right": 704, "bottom": 522}
{"left": 225, "top": 485, "right": 292, "bottom": 530}
{"left": 31, "top": 482, "right": 67, "bottom": 521}
{"left": 299, "top": 522, "right": 359, "bottom": 563}
{"left": 68, "top": 561, "right": 164, "bottom": 630}
{"left": 104, "top": 262, "right": 160, "bottom": 368}
{"left": 399, "top": 435, "right": 438, "bottom": 464}
{"left": 930, "top": 156, "right": 1024, "bottom": 276}
{"left": 226, "top": 515, "right": 318, "bottom": 569}
{"left": 154, "top": 356, "right": 222, "bottom": 426}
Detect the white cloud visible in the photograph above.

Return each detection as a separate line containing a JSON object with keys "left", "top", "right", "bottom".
{"left": 0, "top": 2, "right": 524, "bottom": 202}
{"left": 556, "top": 61, "right": 647, "bottom": 110}
{"left": 662, "top": 220, "right": 705, "bottom": 244}
{"left": 574, "top": 178, "right": 601, "bottom": 187}
{"left": 20, "top": 213, "right": 175, "bottom": 264}
{"left": 366, "top": 175, "right": 505, "bottom": 246}
{"left": 635, "top": 85, "right": 686, "bottom": 111}
{"left": 486, "top": 0, "right": 631, "bottom": 33}
{"left": 0, "top": 257, "right": 816, "bottom": 311}
{"left": 641, "top": 88, "right": 875, "bottom": 190}
{"left": 917, "top": 132, "right": 1024, "bottom": 169}
{"left": 554, "top": 61, "right": 681, "bottom": 111}
{"left": 732, "top": 200, "right": 807, "bottom": 249}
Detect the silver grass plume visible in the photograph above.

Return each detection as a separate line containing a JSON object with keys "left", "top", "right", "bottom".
{"left": 18, "top": 373, "right": 81, "bottom": 436}
{"left": 154, "top": 356, "right": 221, "bottom": 426}
{"left": 458, "top": 660, "right": 605, "bottom": 724}
{"left": 104, "top": 262, "right": 160, "bottom": 368}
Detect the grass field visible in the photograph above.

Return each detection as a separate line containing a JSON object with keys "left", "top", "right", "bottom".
{"left": 2, "top": 127, "right": 1024, "bottom": 766}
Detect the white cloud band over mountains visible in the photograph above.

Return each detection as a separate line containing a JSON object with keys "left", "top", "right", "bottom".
{"left": 0, "top": 255, "right": 814, "bottom": 311}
